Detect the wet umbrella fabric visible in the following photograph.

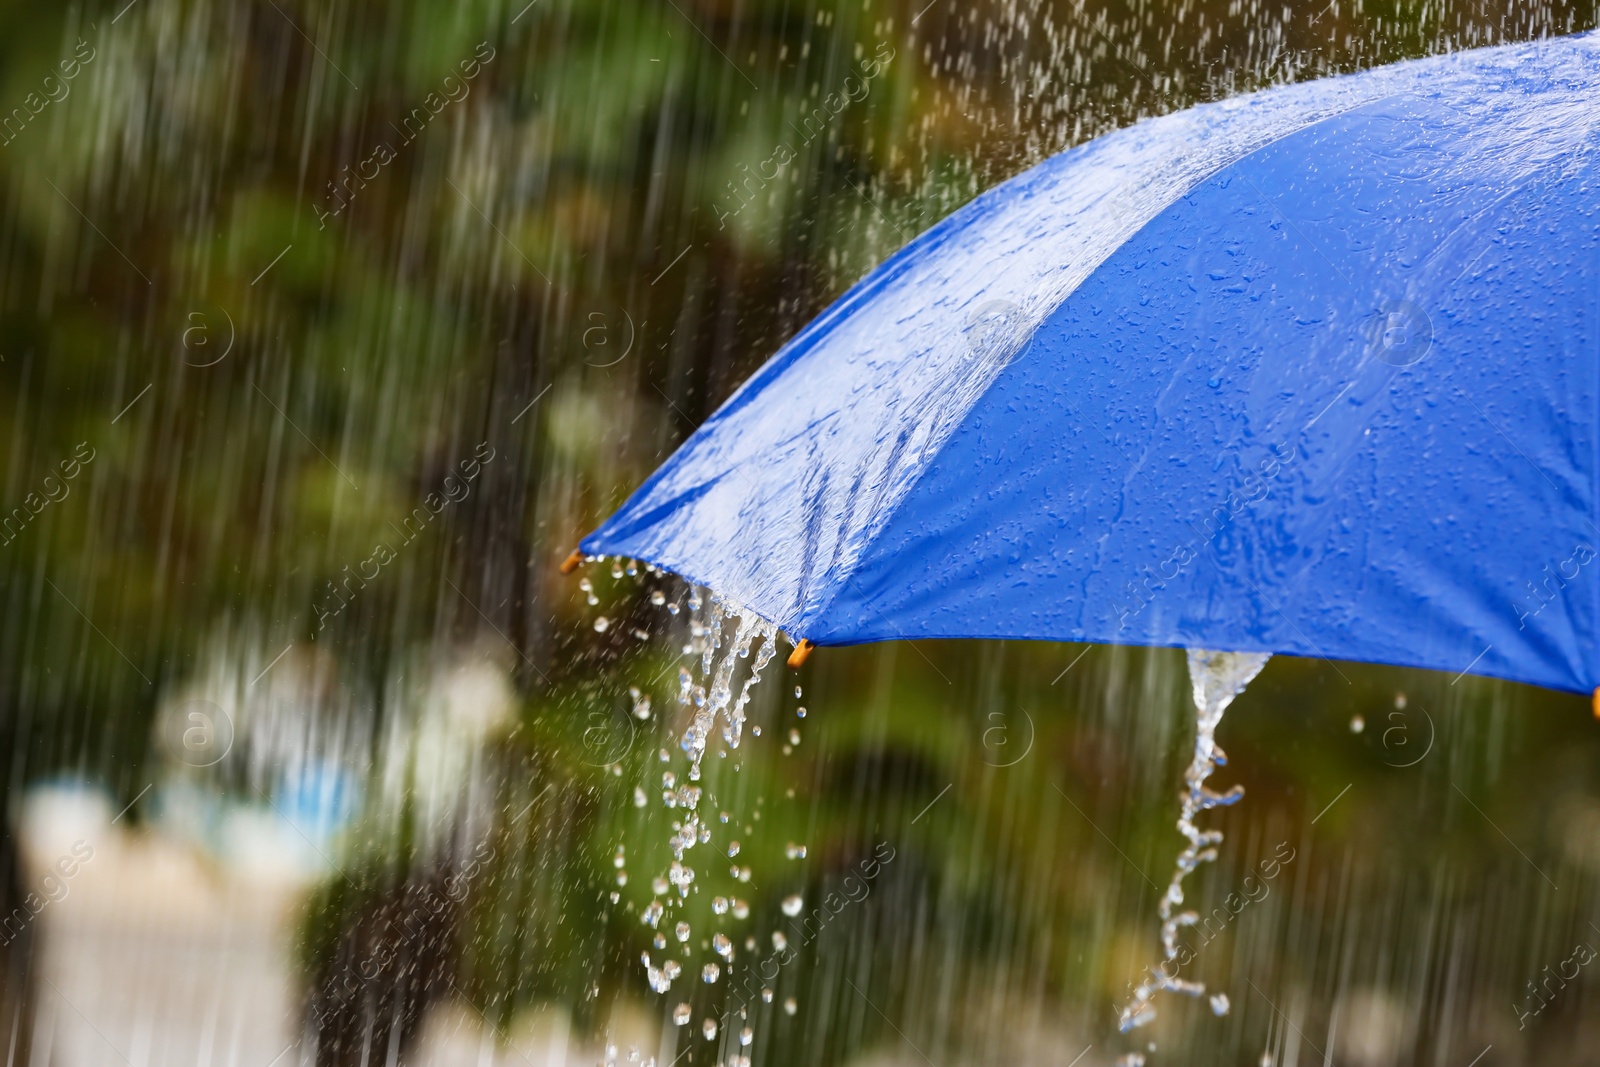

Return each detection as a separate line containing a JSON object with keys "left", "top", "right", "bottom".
{"left": 583, "top": 33, "right": 1600, "bottom": 695}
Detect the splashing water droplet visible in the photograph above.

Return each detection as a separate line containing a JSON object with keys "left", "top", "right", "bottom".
{"left": 761, "top": 988, "right": 773, "bottom": 1003}
{"left": 702, "top": 963, "right": 720, "bottom": 983}
{"left": 1350, "top": 714, "right": 1365, "bottom": 733}
{"left": 702, "top": 1019, "right": 718, "bottom": 1040}
{"left": 594, "top": 616, "right": 611, "bottom": 633}
{"left": 673, "top": 1004, "right": 691, "bottom": 1026}
{"left": 712, "top": 896, "right": 729, "bottom": 915}
{"left": 781, "top": 894, "right": 803, "bottom": 916}
{"left": 739, "top": 1027, "right": 753, "bottom": 1046}
{"left": 785, "top": 842, "right": 806, "bottom": 859}
{"left": 771, "top": 931, "right": 787, "bottom": 950}
{"left": 713, "top": 933, "right": 734, "bottom": 959}
{"left": 727, "top": 841, "right": 741, "bottom": 857}
{"left": 783, "top": 997, "right": 797, "bottom": 1016}
{"left": 675, "top": 921, "right": 691, "bottom": 942}
{"left": 1210, "top": 993, "right": 1230, "bottom": 1016}
{"left": 732, "top": 899, "right": 749, "bottom": 920}
{"left": 795, "top": 706, "right": 806, "bottom": 718}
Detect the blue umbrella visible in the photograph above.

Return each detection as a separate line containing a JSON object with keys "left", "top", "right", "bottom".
{"left": 577, "top": 33, "right": 1600, "bottom": 698}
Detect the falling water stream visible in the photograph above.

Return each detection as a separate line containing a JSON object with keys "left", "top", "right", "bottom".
{"left": 1116, "top": 649, "right": 1273, "bottom": 1058}
{"left": 607, "top": 562, "right": 1279, "bottom": 1067}
{"left": 621, "top": 574, "right": 783, "bottom": 1065}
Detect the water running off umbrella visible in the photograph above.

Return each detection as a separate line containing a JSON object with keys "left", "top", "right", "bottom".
{"left": 581, "top": 559, "right": 1277, "bottom": 1067}
{"left": 1115, "top": 649, "right": 1273, "bottom": 1063}
{"left": 597, "top": 564, "right": 783, "bottom": 1066}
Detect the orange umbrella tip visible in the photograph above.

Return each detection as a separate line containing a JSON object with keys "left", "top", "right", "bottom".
{"left": 787, "top": 638, "right": 815, "bottom": 669}
{"left": 1592, "top": 686, "right": 1600, "bottom": 720}
{"left": 559, "top": 550, "right": 584, "bottom": 575}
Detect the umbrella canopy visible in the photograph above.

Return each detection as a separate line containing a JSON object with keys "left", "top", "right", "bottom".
{"left": 582, "top": 32, "right": 1600, "bottom": 696}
